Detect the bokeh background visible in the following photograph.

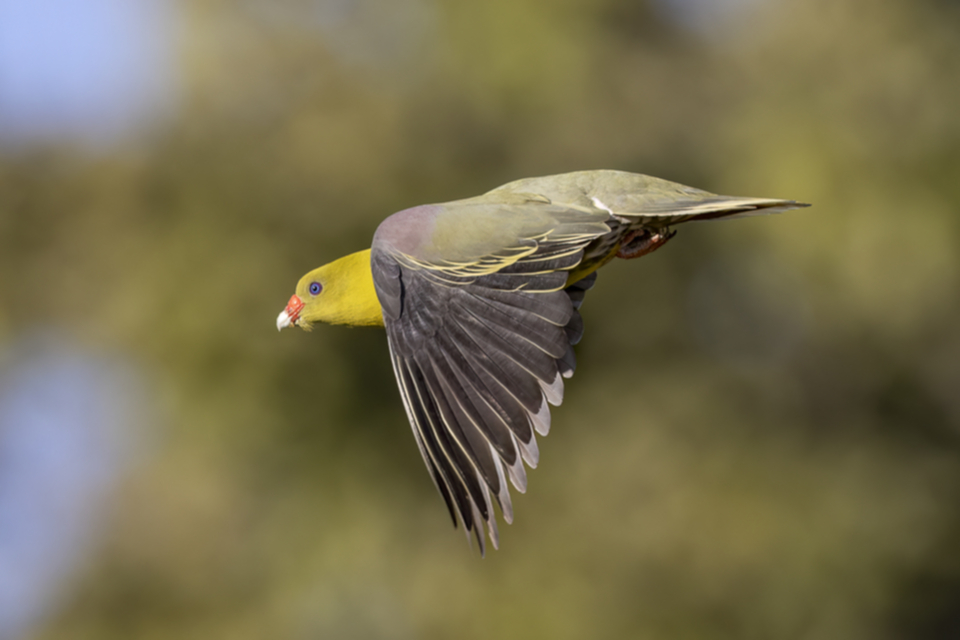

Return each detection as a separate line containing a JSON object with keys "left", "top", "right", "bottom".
{"left": 2, "top": 0, "right": 960, "bottom": 638}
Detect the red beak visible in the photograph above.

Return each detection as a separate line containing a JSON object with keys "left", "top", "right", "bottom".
{"left": 276, "top": 294, "right": 304, "bottom": 331}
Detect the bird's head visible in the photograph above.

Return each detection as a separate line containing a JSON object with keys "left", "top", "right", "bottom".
{"left": 276, "top": 249, "right": 384, "bottom": 331}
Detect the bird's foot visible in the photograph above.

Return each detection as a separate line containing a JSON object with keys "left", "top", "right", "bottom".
{"left": 616, "top": 228, "right": 676, "bottom": 260}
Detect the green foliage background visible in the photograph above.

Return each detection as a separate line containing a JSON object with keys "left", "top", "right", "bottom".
{"left": 4, "top": 0, "right": 960, "bottom": 637}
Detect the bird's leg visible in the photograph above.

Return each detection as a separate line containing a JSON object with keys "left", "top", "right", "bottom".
{"left": 616, "top": 228, "right": 677, "bottom": 260}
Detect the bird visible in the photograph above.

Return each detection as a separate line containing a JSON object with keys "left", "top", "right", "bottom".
{"left": 276, "top": 170, "right": 808, "bottom": 554}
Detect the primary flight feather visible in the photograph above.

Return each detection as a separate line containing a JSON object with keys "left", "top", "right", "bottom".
{"left": 276, "top": 170, "right": 808, "bottom": 554}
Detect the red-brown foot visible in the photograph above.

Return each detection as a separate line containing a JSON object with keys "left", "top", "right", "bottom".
{"left": 616, "top": 228, "right": 677, "bottom": 259}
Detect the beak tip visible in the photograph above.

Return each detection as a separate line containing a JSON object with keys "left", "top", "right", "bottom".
{"left": 277, "top": 309, "right": 292, "bottom": 331}
{"left": 278, "top": 294, "right": 304, "bottom": 332}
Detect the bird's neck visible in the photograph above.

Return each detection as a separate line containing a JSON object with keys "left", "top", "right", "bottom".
{"left": 325, "top": 249, "right": 385, "bottom": 327}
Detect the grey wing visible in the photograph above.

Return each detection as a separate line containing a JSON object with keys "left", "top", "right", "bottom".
{"left": 487, "top": 170, "right": 810, "bottom": 226}
{"left": 371, "top": 241, "right": 597, "bottom": 555}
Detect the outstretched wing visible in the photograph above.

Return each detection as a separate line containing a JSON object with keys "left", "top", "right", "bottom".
{"left": 371, "top": 214, "right": 604, "bottom": 554}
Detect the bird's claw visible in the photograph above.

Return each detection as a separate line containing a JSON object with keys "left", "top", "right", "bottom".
{"left": 616, "top": 228, "right": 676, "bottom": 260}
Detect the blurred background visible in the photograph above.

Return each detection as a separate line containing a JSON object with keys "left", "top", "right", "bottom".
{"left": 1, "top": 0, "right": 959, "bottom": 638}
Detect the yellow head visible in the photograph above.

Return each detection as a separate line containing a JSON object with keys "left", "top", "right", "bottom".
{"left": 276, "top": 249, "right": 384, "bottom": 330}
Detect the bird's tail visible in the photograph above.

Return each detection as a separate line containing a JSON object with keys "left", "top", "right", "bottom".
{"left": 619, "top": 196, "right": 811, "bottom": 228}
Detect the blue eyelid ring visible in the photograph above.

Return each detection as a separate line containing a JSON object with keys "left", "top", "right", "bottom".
{"left": 309, "top": 282, "right": 322, "bottom": 296}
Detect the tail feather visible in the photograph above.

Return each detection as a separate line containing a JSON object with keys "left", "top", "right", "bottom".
{"left": 616, "top": 197, "right": 810, "bottom": 226}
{"left": 681, "top": 198, "right": 811, "bottom": 222}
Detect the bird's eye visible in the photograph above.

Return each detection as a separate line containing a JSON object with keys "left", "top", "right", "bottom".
{"left": 309, "top": 282, "right": 322, "bottom": 296}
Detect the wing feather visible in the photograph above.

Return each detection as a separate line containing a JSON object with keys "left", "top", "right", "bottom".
{"left": 372, "top": 206, "right": 607, "bottom": 551}
{"left": 566, "top": 271, "right": 598, "bottom": 310}
{"left": 442, "top": 321, "right": 545, "bottom": 415}
{"left": 425, "top": 345, "right": 510, "bottom": 495}
{"left": 452, "top": 302, "right": 560, "bottom": 385}
{"left": 400, "top": 357, "right": 494, "bottom": 555}
{"left": 457, "top": 294, "right": 569, "bottom": 358}
{"left": 476, "top": 287, "right": 573, "bottom": 325}
{"left": 558, "top": 345, "right": 577, "bottom": 380}
{"left": 462, "top": 270, "right": 569, "bottom": 293}
{"left": 439, "top": 329, "right": 535, "bottom": 447}
{"left": 435, "top": 320, "right": 536, "bottom": 498}
{"left": 439, "top": 330, "right": 535, "bottom": 450}
{"left": 564, "top": 309, "right": 585, "bottom": 346}
{"left": 392, "top": 354, "right": 462, "bottom": 527}
{"left": 414, "top": 355, "right": 501, "bottom": 544}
